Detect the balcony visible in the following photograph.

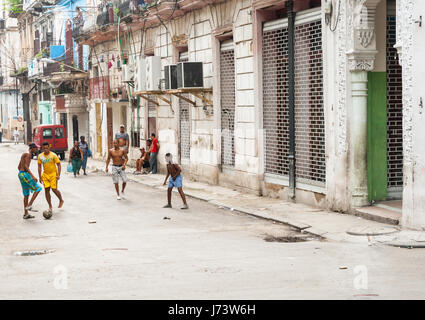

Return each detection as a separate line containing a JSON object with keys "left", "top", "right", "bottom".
{"left": 43, "top": 62, "right": 61, "bottom": 77}
{"left": 96, "top": 7, "right": 115, "bottom": 26}
{"left": 54, "top": 93, "right": 87, "bottom": 113}
{"left": 28, "top": 58, "right": 44, "bottom": 78}
{"left": 89, "top": 76, "right": 110, "bottom": 100}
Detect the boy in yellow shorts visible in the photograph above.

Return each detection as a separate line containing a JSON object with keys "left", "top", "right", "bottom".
{"left": 38, "top": 142, "right": 64, "bottom": 213}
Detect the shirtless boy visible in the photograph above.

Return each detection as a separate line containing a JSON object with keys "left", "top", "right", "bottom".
{"left": 162, "top": 153, "right": 188, "bottom": 209}
{"left": 106, "top": 139, "right": 128, "bottom": 200}
{"left": 18, "top": 143, "right": 43, "bottom": 219}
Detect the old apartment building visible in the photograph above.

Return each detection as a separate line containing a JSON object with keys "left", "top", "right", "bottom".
{"left": 10, "top": 0, "right": 425, "bottom": 230}
{"left": 14, "top": 0, "right": 90, "bottom": 153}
{"left": 0, "top": 0, "right": 23, "bottom": 140}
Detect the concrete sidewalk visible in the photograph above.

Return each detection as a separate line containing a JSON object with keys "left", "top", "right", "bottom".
{"left": 86, "top": 158, "right": 407, "bottom": 244}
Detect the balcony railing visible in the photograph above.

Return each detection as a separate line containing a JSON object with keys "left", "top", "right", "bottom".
{"left": 28, "top": 58, "right": 44, "bottom": 77}
{"left": 89, "top": 76, "right": 110, "bottom": 100}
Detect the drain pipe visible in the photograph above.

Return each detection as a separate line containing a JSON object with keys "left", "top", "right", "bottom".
{"left": 287, "top": 0, "right": 296, "bottom": 199}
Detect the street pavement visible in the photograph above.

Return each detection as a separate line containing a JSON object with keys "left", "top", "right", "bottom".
{"left": 1, "top": 142, "right": 425, "bottom": 299}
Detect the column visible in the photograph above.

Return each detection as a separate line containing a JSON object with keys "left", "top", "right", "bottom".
{"left": 350, "top": 70, "right": 369, "bottom": 207}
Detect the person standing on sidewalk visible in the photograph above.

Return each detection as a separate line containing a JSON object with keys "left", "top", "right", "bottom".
{"left": 149, "top": 133, "right": 160, "bottom": 174}
{"left": 69, "top": 141, "right": 83, "bottom": 178}
{"left": 18, "top": 143, "right": 43, "bottom": 219}
{"left": 106, "top": 139, "right": 128, "bottom": 200}
{"left": 115, "top": 125, "right": 129, "bottom": 154}
{"left": 13, "top": 127, "right": 19, "bottom": 144}
{"left": 79, "top": 136, "right": 89, "bottom": 175}
{"left": 0, "top": 122, "right": 3, "bottom": 143}
{"left": 38, "top": 142, "right": 64, "bottom": 214}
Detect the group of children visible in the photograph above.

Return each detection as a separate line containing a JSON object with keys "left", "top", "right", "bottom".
{"left": 18, "top": 138, "right": 188, "bottom": 218}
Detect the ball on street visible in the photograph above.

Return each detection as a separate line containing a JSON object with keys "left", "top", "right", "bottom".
{"left": 43, "top": 210, "right": 52, "bottom": 219}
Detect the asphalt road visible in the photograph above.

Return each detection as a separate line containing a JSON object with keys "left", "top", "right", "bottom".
{"left": 1, "top": 143, "right": 425, "bottom": 299}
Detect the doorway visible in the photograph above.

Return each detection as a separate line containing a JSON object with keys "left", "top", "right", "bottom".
{"left": 107, "top": 107, "right": 113, "bottom": 149}
{"left": 220, "top": 38, "right": 236, "bottom": 168}
{"left": 367, "top": 3, "right": 403, "bottom": 202}
{"left": 72, "top": 115, "right": 79, "bottom": 142}
{"left": 95, "top": 103, "right": 102, "bottom": 154}
{"left": 148, "top": 95, "right": 157, "bottom": 138}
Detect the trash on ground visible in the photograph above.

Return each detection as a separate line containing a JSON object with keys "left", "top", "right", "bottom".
{"left": 163, "top": 217, "right": 171, "bottom": 220}
{"left": 339, "top": 266, "right": 348, "bottom": 270}
{"left": 88, "top": 221, "right": 96, "bottom": 224}
{"left": 14, "top": 249, "right": 55, "bottom": 256}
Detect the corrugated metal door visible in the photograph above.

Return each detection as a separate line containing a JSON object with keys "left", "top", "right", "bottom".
{"left": 262, "top": 8, "right": 326, "bottom": 188}
{"left": 220, "top": 39, "right": 236, "bottom": 167}
{"left": 386, "top": 14, "right": 403, "bottom": 195}
{"left": 179, "top": 51, "right": 191, "bottom": 162}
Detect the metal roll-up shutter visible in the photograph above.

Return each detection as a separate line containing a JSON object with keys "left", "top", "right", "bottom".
{"left": 262, "top": 7, "right": 326, "bottom": 188}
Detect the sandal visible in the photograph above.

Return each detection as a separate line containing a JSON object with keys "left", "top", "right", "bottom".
{"left": 25, "top": 206, "right": 38, "bottom": 212}
{"left": 23, "top": 214, "right": 35, "bottom": 219}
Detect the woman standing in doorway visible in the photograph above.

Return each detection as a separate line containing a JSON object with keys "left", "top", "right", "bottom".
{"left": 69, "top": 141, "right": 83, "bottom": 178}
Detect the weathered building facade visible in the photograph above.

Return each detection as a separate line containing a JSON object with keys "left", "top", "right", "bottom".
{"left": 68, "top": 0, "right": 425, "bottom": 230}
{"left": 15, "top": 0, "right": 89, "bottom": 148}
{"left": 0, "top": 1, "right": 23, "bottom": 140}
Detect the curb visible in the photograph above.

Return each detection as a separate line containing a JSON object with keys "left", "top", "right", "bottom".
{"left": 385, "top": 242, "right": 425, "bottom": 249}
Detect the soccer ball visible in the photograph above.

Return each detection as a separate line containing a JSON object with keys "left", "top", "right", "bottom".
{"left": 43, "top": 210, "right": 53, "bottom": 219}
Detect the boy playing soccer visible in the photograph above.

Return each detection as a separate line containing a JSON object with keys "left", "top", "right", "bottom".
{"left": 38, "top": 142, "right": 65, "bottom": 213}
{"left": 18, "top": 143, "right": 43, "bottom": 219}
{"left": 162, "top": 153, "right": 188, "bottom": 209}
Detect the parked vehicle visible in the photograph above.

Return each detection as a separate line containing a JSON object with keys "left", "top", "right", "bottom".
{"left": 32, "top": 124, "right": 68, "bottom": 160}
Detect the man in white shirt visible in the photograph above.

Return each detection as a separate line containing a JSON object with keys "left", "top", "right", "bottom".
{"left": 13, "top": 127, "right": 19, "bottom": 144}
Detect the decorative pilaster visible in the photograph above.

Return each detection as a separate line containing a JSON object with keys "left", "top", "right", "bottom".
{"left": 347, "top": 0, "right": 382, "bottom": 207}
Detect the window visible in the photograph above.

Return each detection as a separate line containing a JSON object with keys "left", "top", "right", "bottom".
{"left": 43, "top": 128, "right": 53, "bottom": 139}
{"left": 131, "top": 131, "right": 140, "bottom": 147}
{"left": 55, "top": 127, "right": 64, "bottom": 139}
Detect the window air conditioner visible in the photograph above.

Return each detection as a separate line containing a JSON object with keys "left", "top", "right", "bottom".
{"left": 145, "top": 56, "right": 162, "bottom": 91}
{"left": 176, "top": 62, "right": 203, "bottom": 89}
{"left": 122, "top": 64, "right": 134, "bottom": 83}
{"left": 135, "top": 56, "right": 145, "bottom": 92}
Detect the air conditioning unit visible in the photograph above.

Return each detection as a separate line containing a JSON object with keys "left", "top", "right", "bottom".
{"left": 164, "top": 65, "right": 178, "bottom": 90}
{"left": 135, "top": 56, "right": 145, "bottom": 92}
{"left": 145, "top": 56, "right": 162, "bottom": 91}
{"left": 122, "top": 64, "right": 134, "bottom": 83}
{"left": 177, "top": 62, "right": 204, "bottom": 89}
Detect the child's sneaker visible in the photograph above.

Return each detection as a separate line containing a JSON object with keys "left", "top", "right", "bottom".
{"left": 181, "top": 204, "right": 189, "bottom": 210}
{"left": 117, "top": 195, "right": 122, "bottom": 200}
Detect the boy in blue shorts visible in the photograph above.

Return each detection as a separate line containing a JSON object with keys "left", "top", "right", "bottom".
{"left": 18, "top": 143, "right": 43, "bottom": 219}
{"left": 162, "top": 153, "right": 188, "bottom": 209}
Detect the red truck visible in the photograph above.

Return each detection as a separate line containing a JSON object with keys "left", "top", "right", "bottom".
{"left": 32, "top": 124, "right": 68, "bottom": 160}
